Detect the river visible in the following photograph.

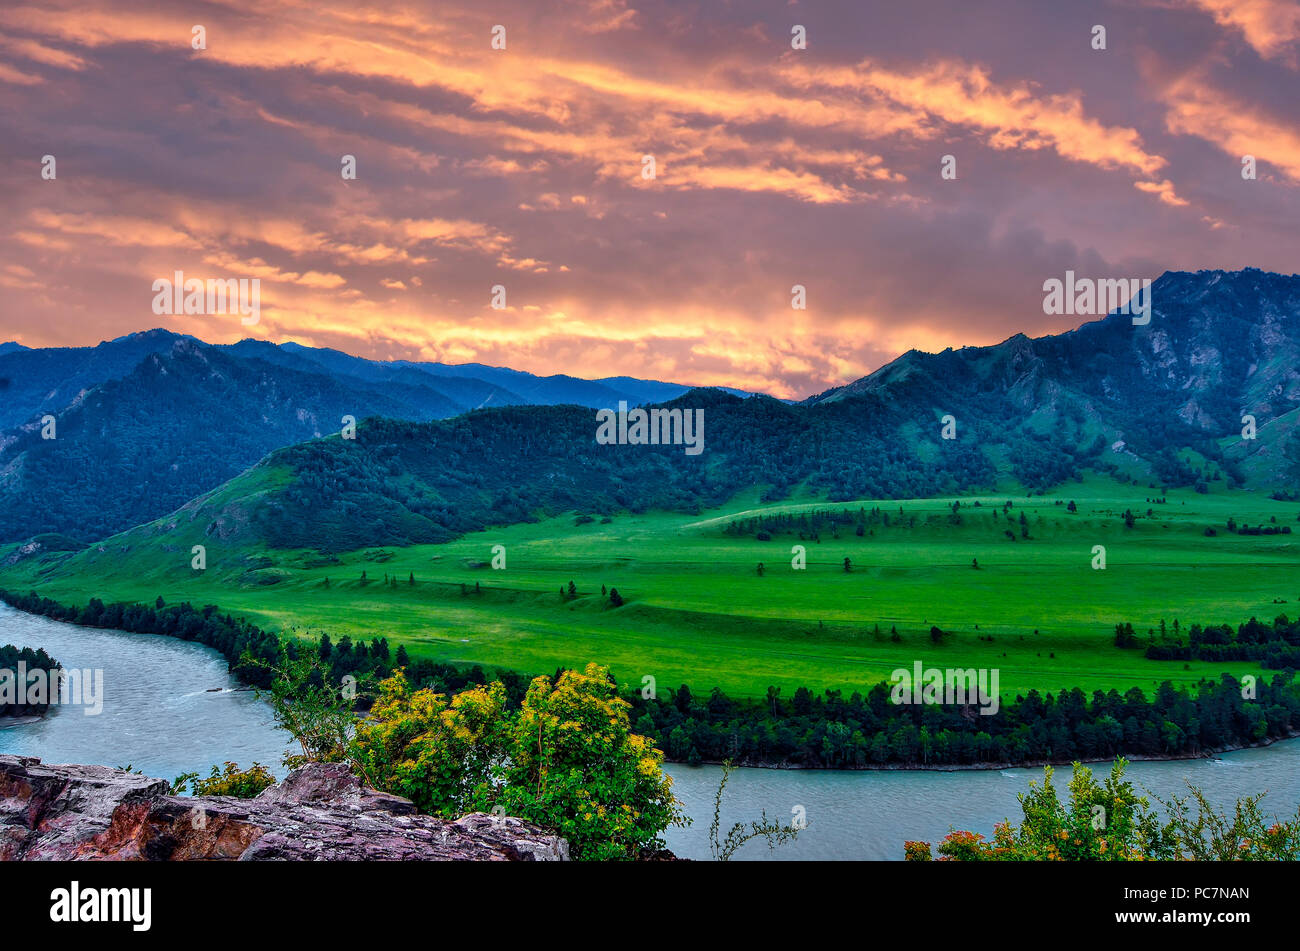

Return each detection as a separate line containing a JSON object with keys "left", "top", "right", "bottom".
{"left": 0, "top": 604, "right": 291, "bottom": 781}
{"left": 3, "top": 604, "right": 1298, "bottom": 860}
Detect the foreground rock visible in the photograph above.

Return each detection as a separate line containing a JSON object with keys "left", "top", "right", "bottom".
{"left": 0, "top": 755, "right": 568, "bottom": 861}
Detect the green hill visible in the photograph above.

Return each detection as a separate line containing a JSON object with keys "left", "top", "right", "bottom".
{"left": 3, "top": 474, "right": 1296, "bottom": 700}
{"left": 3, "top": 268, "right": 1298, "bottom": 700}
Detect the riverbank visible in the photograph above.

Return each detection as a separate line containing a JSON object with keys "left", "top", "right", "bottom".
{"left": 0, "top": 604, "right": 292, "bottom": 781}
{"left": 664, "top": 738, "right": 1300, "bottom": 860}
{"left": 0, "top": 639, "right": 62, "bottom": 721}
{"left": 673, "top": 729, "right": 1300, "bottom": 772}
{"left": 5, "top": 603, "right": 1300, "bottom": 861}
{"left": 0, "top": 588, "right": 280, "bottom": 689}
{"left": 0, "top": 715, "right": 43, "bottom": 728}
{"left": 5, "top": 591, "right": 1299, "bottom": 774}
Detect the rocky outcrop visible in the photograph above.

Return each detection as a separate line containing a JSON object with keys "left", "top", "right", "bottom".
{"left": 0, "top": 755, "right": 568, "bottom": 861}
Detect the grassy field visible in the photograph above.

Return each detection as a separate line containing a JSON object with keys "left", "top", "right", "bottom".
{"left": 2, "top": 475, "right": 1297, "bottom": 700}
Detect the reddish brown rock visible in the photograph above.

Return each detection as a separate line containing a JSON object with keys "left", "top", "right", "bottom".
{"left": 0, "top": 755, "right": 568, "bottom": 861}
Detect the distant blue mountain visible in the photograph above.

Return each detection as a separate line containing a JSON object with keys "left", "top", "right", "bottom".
{"left": 0, "top": 329, "right": 200, "bottom": 429}
{"left": 0, "top": 329, "right": 762, "bottom": 431}
{"left": 0, "top": 330, "right": 766, "bottom": 541}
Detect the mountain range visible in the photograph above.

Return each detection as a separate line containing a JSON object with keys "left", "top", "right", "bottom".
{"left": 0, "top": 330, "right": 754, "bottom": 542}
{"left": 1, "top": 269, "right": 1297, "bottom": 558}
{"left": 811, "top": 267, "right": 1300, "bottom": 489}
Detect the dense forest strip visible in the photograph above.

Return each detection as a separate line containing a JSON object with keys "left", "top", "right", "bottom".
{"left": 628, "top": 672, "right": 1300, "bottom": 769}
{"left": 0, "top": 589, "right": 282, "bottom": 687}
{"left": 0, "top": 642, "right": 61, "bottom": 718}
{"left": 3, "top": 588, "right": 1297, "bottom": 769}
{"left": 1119, "top": 615, "right": 1300, "bottom": 666}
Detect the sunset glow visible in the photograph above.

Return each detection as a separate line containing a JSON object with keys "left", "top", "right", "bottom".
{"left": 2, "top": 0, "right": 1297, "bottom": 397}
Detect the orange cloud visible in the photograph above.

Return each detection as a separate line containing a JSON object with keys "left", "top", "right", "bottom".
{"left": 0, "top": 0, "right": 1157, "bottom": 206}
{"left": 783, "top": 59, "right": 1167, "bottom": 178}
{"left": 1, "top": 0, "right": 1294, "bottom": 398}
{"left": 1161, "top": 78, "right": 1300, "bottom": 181}
{"left": 1134, "top": 179, "right": 1190, "bottom": 206}
{"left": 1179, "top": 0, "right": 1300, "bottom": 63}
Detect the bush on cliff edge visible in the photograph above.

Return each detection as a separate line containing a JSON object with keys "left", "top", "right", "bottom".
{"left": 348, "top": 663, "right": 685, "bottom": 861}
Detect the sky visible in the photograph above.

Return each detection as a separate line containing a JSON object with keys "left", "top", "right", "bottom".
{"left": 1, "top": 0, "right": 1298, "bottom": 399}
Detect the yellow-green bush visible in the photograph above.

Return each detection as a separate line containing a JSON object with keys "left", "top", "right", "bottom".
{"left": 350, "top": 664, "right": 684, "bottom": 860}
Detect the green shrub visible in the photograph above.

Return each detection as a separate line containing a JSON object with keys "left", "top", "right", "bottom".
{"left": 905, "top": 759, "right": 1300, "bottom": 861}
{"left": 349, "top": 663, "right": 685, "bottom": 860}
{"left": 175, "top": 761, "right": 276, "bottom": 798}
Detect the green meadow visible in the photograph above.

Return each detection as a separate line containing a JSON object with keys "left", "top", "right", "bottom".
{"left": 2, "top": 475, "right": 1297, "bottom": 700}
